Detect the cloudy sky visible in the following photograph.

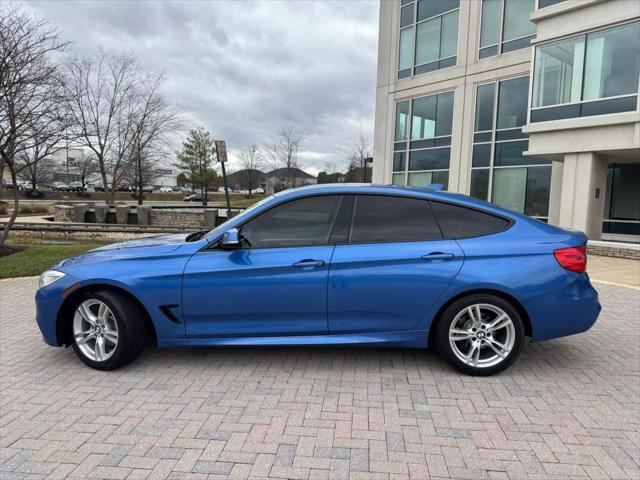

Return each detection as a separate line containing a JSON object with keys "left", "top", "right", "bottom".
{"left": 20, "top": 0, "right": 379, "bottom": 174}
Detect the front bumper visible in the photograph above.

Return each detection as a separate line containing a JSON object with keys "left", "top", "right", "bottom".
{"left": 35, "top": 273, "right": 80, "bottom": 346}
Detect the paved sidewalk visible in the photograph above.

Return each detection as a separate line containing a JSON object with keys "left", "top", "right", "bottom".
{"left": 588, "top": 256, "right": 640, "bottom": 289}
{"left": 0, "top": 277, "right": 638, "bottom": 480}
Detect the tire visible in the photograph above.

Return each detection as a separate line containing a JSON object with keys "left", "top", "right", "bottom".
{"left": 435, "top": 294, "right": 525, "bottom": 376}
{"left": 70, "top": 290, "right": 147, "bottom": 370}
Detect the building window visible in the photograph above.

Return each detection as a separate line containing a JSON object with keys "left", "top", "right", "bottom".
{"left": 479, "top": 0, "right": 535, "bottom": 59}
{"left": 531, "top": 21, "right": 640, "bottom": 122}
{"left": 603, "top": 163, "right": 640, "bottom": 236}
{"left": 470, "top": 76, "right": 552, "bottom": 219}
{"left": 537, "top": 0, "right": 565, "bottom": 8}
{"left": 392, "top": 91, "right": 454, "bottom": 188}
{"left": 398, "top": 0, "right": 460, "bottom": 79}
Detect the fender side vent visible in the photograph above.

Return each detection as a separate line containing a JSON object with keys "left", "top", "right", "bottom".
{"left": 160, "top": 304, "right": 181, "bottom": 324}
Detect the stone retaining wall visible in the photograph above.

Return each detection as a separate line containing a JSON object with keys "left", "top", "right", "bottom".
{"left": 588, "top": 242, "right": 640, "bottom": 261}
{"left": 8, "top": 229, "right": 155, "bottom": 243}
{"left": 149, "top": 209, "right": 206, "bottom": 228}
{"left": 53, "top": 204, "right": 236, "bottom": 228}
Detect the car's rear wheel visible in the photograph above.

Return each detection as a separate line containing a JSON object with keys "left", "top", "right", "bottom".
{"left": 435, "top": 294, "right": 525, "bottom": 376}
{"left": 70, "top": 291, "right": 146, "bottom": 370}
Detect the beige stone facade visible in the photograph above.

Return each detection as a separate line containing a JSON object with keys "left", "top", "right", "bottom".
{"left": 373, "top": 0, "right": 640, "bottom": 240}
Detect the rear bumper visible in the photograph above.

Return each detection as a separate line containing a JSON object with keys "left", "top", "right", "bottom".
{"left": 525, "top": 274, "right": 601, "bottom": 342}
{"left": 35, "top": 274, "right": 79, "bottom": 346}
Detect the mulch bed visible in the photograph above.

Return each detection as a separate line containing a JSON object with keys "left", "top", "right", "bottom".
{"left": 0, "top": 244, "right": 23, "bottom": 257}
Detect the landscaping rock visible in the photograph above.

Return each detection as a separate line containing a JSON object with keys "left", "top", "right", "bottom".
{"left": 53, "top": 205, "right": 74, "bottom": 222}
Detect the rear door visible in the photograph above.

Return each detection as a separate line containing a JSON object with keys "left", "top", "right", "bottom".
{"left": 328, "top": 194, "right": 464, "bottom": 334}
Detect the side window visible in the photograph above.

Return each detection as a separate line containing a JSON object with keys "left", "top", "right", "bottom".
{"left": 350, "top": 195, "right": 442, "bottom": 244}
{"left": 430, "top": 202, "right": 510, "bottom": 238}
{"left": 240, "top": 195, "right": 342, "bottom": 249}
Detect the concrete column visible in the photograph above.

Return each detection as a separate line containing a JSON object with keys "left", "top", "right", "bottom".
{"left": 372, "top": 87, "right": 391, "bottom": 184}
{"left": 115, "top": 206, "right": 130, "bottom": 225}
{"left": 94, "top": 205, "right": 109, "bottom": 224}
{"left": 72, "top": 204, "right": 89, "bottom": 223}
{"left": 556, "top": 152, "right": 608, "bottom": 240}
{"left": 447, "top": 85, "right": 466, "bottom": 193}
{"left": 137, "top": 206, "right": 151, "bottom": 226}
{"left": 547, "top": 161, "right": 564, "bottom": 226}
{"left": 204, "top": 209, "right": 217, "bottom": 228}
{"left": 372, "top": 0, "right": 394, "bottom": 185}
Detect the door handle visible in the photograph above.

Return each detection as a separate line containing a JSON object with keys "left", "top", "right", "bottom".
{"left": 292, "top": 259, "right": 325, "bottom": 269}
{"left": 421, "top": 252, "right": 455, "bottom": 261}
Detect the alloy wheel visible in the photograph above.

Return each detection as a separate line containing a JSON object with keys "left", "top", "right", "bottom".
{"left": 73, "top": 299, "right": 119, "bottom": 362}
{"left": 448, "top": 303, "right": 515, "bottom": 368}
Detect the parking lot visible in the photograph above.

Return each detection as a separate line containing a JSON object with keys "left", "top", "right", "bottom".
{"left": 1, "top": 277, "right": 638, "bottom": 480}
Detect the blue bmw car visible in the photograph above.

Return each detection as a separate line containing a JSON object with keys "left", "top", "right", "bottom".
{"left": 35, "top": 184, "right": 600, "bottom": 375}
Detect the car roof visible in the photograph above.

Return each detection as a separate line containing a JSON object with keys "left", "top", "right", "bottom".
{"left": 274, "top": 183, "right": 518, "bottom": 219}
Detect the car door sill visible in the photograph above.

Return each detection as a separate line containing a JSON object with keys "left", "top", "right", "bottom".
{"left": 159, "top": 330, "right": 428, "bottom": 349}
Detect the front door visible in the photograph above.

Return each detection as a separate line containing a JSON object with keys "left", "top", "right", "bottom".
{"left": 328, "top": 195, "right": 464, "bottom": 333}
{"left": 182, "top": 195, "right": 345, "bottom": 338}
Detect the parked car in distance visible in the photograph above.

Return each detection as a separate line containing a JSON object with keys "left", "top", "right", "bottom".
{"left": 68, "top": 181, "right": 85, "bottom": 192}
{"left": 35, "top": 184, "right": 600, "bottom": 374}
{"left": 51, "top": 181, "right": 69, "bottom": 192}
{"left": 141, "top": 185, "right": 154, "bottom": 193}
{"left": 93, "top": 182, "right": 111, "bottom": 192}
{"left": 1, "top": 179, "right": 21, "bottom": 190}
{"left": 159, "top": 186, "right": 174, "bottom": 193}
{"left": 254, "top": 187, "right": 265, "bottom": 194}
{"left": 117, "top": 184, "right": 132, "bottom": 192}
{"left": 181, "top": 187, "right": 194, "bottom": 195}
{"left": 183, "top": 192, "right": 204, "bottom": 202}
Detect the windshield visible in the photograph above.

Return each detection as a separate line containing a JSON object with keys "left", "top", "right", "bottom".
{"left": 204, "top": 195, "right": 275, "bottom": 241}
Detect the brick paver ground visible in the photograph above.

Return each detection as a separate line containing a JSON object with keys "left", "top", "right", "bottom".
{"left": 1, "top": 277, "right": 638, "bottom": 480}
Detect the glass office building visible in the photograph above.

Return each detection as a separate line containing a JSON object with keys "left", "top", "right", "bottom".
{"left": 373, "top": 0, "right": 640, "bottom": 240}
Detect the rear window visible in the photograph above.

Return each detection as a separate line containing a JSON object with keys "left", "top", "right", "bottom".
{"left": 350, "top": 195, "right": 442, "bottom": 244}
{"left": 431, "top": 202, "right": 510, "bottom": 238}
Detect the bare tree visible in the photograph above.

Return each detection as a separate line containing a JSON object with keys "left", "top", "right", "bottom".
{"left": 344, "top": 128, "right": 373, "bottom": 183}
{"left": 0, "top": 6, "right": 71, "bottom": 244}
{"left": 15, "top": 132, "right": 69, "bottom": 191}
{"left": 127, "top": 73, "right": 182, "bottom": 204}
{"left": 265, "top": 126, "right": 305, "bottom": 189}
{"left": 64, "top": 51, "right": 141, "bottom": 205}
{"left": 238, "top": 144, "right": 263, "bottom": 196}
{"left": 75, "top": 152, "right": 100, "bottom": 188}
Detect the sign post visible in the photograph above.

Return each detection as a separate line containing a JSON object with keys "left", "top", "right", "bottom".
{"left": 364, "top": 157, "right": 373, "bottom": 183}
{"left": 215, "top": 140, "right": 232, "bottom": 218}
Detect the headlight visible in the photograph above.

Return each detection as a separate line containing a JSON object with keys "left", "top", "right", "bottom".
{"left": 39, "top": 270, "right": 66, "bottom": 289}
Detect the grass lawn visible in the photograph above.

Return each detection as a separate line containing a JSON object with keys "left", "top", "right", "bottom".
{"left": 231, "top": 196, "right": 265, "bottom": 208}
{"left": 0, "top": 243, "right": 105, "bottom": 279}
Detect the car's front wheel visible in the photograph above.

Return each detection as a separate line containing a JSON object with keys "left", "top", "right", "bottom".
{"left": 435, "top": 294, "right": 525, "bottom": 376}
{"left": 70, "top": 291, "right": 146, "bottom": 370}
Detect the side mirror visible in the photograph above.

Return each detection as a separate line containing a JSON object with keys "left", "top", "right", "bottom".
{"left": 221, "top": 228, "right": 240, "bottom": 249}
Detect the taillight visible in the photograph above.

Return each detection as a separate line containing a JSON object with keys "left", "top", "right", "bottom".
{"left": 554, "top": 246, "right": 587, "bottom": 273}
